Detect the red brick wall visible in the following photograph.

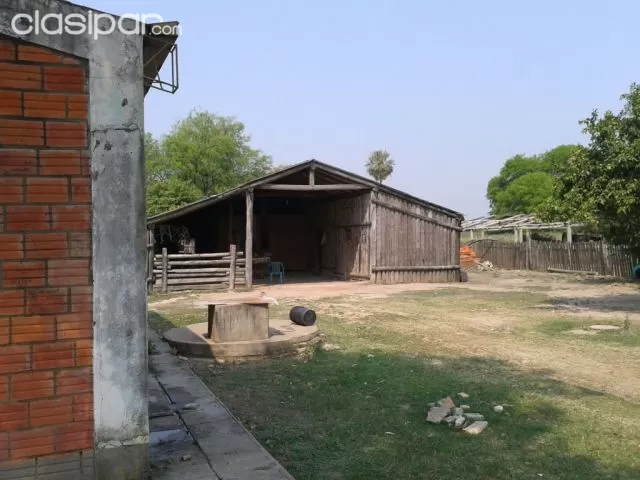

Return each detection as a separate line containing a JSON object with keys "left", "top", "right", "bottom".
{"left": 0, "top": 37, "right": 93, "bottom": 464}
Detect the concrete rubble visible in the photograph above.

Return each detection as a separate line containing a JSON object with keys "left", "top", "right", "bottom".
{"left": 464, "top": 413, "right": 485, "bottom": 422}
{"left": 453, "top": 416, "right": 466, "bottom": 430}
{"left": 426, "top": 407, "right": 451, "bottom": 424}
{"left": 425, "top": 393, "right": 502, "bottom": 435}
{"left": 436, "top": 397, "right": 456, "bottom": 409}
{"left": 463, "top": 421, "right": 489, "bottom": 435}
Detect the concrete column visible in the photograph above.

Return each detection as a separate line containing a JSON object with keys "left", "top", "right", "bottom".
{"left": 89, "top": 28, "right": 149, "bottom": 480}
{"left": 1, "top": 2, "right": 156, "bottom": 478}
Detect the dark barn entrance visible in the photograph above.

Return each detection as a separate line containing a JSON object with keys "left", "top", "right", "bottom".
{"left": 153, "top": 187, "right": 372, "bottom": 283}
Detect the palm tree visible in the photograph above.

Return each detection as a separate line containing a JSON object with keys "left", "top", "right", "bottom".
{"left": 366, "top": 150, "right": 395, "bottom": 184}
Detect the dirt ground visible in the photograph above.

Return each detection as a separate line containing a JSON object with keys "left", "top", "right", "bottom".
{"left": 151, "top": 270, "right": 640, "bottom": 321}
{"left": 150, "top": 270, "right": 640, "bottom": 402}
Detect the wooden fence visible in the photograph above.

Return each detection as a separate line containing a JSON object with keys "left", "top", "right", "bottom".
{"left": 148, "top": 245, "right": 270, "bottom": 293}
{"left": 469, "top": 239, "right": 639, "bottom": 278}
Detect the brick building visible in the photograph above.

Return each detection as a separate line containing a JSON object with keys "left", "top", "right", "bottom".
{"left": 0, "top": 1, "right": 178, "bottom": 478}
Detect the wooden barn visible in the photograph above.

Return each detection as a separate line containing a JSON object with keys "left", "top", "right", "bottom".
{"left": 147, "top": 160, "right": 463, "bottom": 289}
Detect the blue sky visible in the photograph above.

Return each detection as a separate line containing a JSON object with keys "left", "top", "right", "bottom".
{"left": 79, "top": 0, "right": 640, "bottom": 218}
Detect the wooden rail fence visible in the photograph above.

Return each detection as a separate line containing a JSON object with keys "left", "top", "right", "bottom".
{"left": 148, "top": 244, "right": 270, "bottom": 293}
{"left": 469, "top": 239, "right": 639, "bottom": 278}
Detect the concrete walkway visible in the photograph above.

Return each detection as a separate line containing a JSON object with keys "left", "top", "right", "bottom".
{"left": 148, "top": 329, "right": 295, "bottom": 480}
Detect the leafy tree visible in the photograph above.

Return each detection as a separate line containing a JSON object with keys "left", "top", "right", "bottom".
{"left": 162, "top": 110, "right": 272, "bottom": 196}
{"left": 144, "top": 110, "right": 273, "bottom": 216}
{"left": 489, "top": 172, "right": 555, "bottom": 216}
{"left": 541, "top": 144, "right": 577, "bottom": 175}
{"left": 541, "top": 84, "right": 640, "bottom": 255}
{"left": 145, "top": 132, "right": 171, "bottom": 183}
{"left": 146, "top": 178, "right": 201, "bottom": 217}
{"left": 486, "top": 145, "right": 577, "bottom": 216}
{"left": 366, "top": 150, "right": 395, "bottom": 183}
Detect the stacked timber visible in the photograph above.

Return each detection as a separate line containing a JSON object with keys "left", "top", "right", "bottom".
{"left": 460, "top": 245, "right": 479, "bottom": 268}
{"left": 152, "top": 251, "right": 246, "bottom": 292}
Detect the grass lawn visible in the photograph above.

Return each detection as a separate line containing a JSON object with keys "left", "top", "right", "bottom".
{"left": 149, "top": 287, "right": 640, "bottom": 480}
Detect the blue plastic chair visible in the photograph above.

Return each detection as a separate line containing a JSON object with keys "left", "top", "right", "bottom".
{"left": 268, "top": 262, "right": 285, "bottom": 284}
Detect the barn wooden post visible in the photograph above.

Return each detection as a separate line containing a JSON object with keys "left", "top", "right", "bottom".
{"left": 146, "top": 227, "right": 154, "bottom": 292}
{"left": 309, "top": 165, "right": 316, "bottom": 186}
{"left": 245, "top": 188, "right": 254, "bottom": 289}
{"left": 513, "top": 228, "right": 519, "bottom": 243}
{"left": 369, "top": 188, "right": 378, "bottom": 282}
{"left": 566, "top": 223, "right": 572, "bottom": 244}
{"left": 229, "top": 244, "right": 237, "bottom": 290}
{"left": 228, "top": 201, "right": 233, "bottom": 245}
{"left": 161, "top": 247, "right": 168, "bottom": 294}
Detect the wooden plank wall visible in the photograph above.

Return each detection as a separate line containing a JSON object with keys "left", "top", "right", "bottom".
{"left": 263, "top": 214, "right": 310, "bottom": 270}
{"left": 314, "top": 194, "right": 371, "bottom": 279}
{"left": 471, "top": 240, "right": 639, "bottom": 277}
{"left": 372, "top": 191, "right": 461, "bottom": 283}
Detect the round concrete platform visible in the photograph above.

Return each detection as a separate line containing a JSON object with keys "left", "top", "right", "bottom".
{"left": 163, "top": 319, "right": 320, "bottom": 362}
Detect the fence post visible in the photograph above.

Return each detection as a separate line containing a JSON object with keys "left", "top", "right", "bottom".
{"left": 229, "top": 244, "right": 237, "bottom": 291}
{"left": 600, "top": 240, "right": 609, "bottom": 276}
{"left": 526, "top": 231, "right": 532, "bottom": 270}
{"left": 147, "top": 229, "right": 154, "bottom": 293}
{"left": 161, "top": 247, "right": 168, "bottom": 294}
